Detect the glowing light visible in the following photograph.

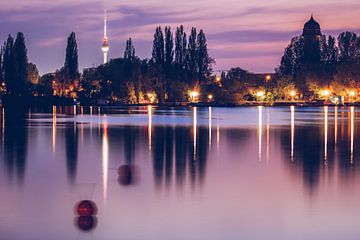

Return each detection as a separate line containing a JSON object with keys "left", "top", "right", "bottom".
{"left": 258, "top": 106, "right": 263, "bottom": 161}
{"left": 193, "top": 107, "right": 197, "bottom": 161}
{"left": 208, "top": 94, "right": 213, "bottom": 101}
{"left": 324, "top": 106, "right": 328, "bottom": 162}
{"left": 289, "top": 90, "right": 296, "bottom": 97}
{"left": 216, "top": 76, "right": 221, "bottom": 82}
{"left": 256, "top": 91, "right": 265, "bottom": 98}
{"left": 290, "top": 106, "right": 295, "bottom": 162}
{"left": 190, "top": 91, "right": 199, "bottom": 102}
{"left": 266, "top": 110, "right": 270, "bottom": 162}
{"left": 350, "top": 106, "right": 354, "bottom": 164}
{"left": 334, "top": 106, "right": 338, "bottom": 145}
{"left": 148, "top": 105, "right": 152, "bottom": 151}
{"left": 349, "top": 90, "right": 356, "bottom": 97}
{"left": 52, "top": 106, "right": 57, "bottom": 153}
{"left": 320, "top": 89, "right": 330, "bottom": 97}
{"left": 102, "top": 121, "right": 109, "bottom": 202}
{"left": 209, "top": 107, "right": 212, "bottom": 147}
{"left": 265, "top": 75, "right": 271, "bottom": 81}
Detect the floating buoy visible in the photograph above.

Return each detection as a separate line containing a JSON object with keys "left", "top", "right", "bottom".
{"left": 76, "top": 216, "right": 97, "bottom": 232}
{"left": 117, "top": 165, "right": 139, "bottom": 186}
{"left": 75, "top": 200, "right": 97, "bottom": 216}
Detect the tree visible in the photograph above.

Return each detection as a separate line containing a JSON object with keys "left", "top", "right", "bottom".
{"left": 338, "top": 32, "right": 358, "bottom": 62}
{"left": 187, "top": 27, "right": 198, "bottom": 75}
{"left": 175, "top": 25, "right": 187, "bottom": 67}
{"left": 124, "top": 38, "right": 136, "bottom": 61}
{"left": 27, "top": 62, "right": 40, "bottom": 85}
{"left": 151, "top": 27, "right": 165, "bottom": 64}
{"left": 164, "top": 26, "right": 174, "bottom": 67}
{"left": 64, "top": 32, "right": 79, "bottom": 81}
{"left": 3, "top": 35, "right": 17, "bottom": 94}
{"left": 278, "top": 36, "right": 304, "bottom": 76}
{"left": 0, "top": 45, "right": 4, "bottom": 84}
{"left": 197, "top": 30, "right": 213, "bottom": 84}
{"left": 14, "top": 32, "right": 28, "bottom": 95}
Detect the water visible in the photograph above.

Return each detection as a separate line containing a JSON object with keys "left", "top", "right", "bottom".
{"left": 0, "top": 105, "right": 360, "bottom": 240}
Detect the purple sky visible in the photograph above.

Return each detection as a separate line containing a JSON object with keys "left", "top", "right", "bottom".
{"left": 1, "top": 0, "right": 359, "bottom": 74}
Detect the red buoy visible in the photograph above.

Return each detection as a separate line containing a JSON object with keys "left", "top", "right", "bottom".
{"left": 76, "top": 200, "right": 97, "bottom": 216}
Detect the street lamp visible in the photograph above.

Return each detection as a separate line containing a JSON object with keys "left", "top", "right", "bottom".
{"left": 256, "top": 91, "right": 265, "bottom": 98}
{"left": 190, "top": 91, "right": 199, "bottom": 102}
{"left": 320, "top": 89, "right": 330, "bottom": 98}
{"left": 208, "top": 94, "right": 213, "bottom": 101}
{"left": 289, "top": 90, "right": 296, "bottom": 101}
{"left": 265, "top": 75, "right": 271, "bottom": 89}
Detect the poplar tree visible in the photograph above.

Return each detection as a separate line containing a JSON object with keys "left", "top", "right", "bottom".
{"left": 64, "top": 32, "right": 79, "bottom": 81}
{"left": 152, "top": 27, "right": 165, "bottom": 64}
{"left": 124, "top": 38, "right": 136, "bottom": 61}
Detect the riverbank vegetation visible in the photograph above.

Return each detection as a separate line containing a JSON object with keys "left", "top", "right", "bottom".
{"left": 1, "top": 26, "right": 360, "bottom": 105}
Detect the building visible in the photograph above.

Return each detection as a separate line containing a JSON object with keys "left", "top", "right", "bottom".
{"left": 302, "top": 15, "right": 322, "bottom": 63}
{"left": 101, "top": 11, "right": 109, "bottom": 64}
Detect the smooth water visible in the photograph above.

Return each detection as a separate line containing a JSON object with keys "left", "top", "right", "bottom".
{"left": 1, "top": 106, "right": 360, "bottom": 240}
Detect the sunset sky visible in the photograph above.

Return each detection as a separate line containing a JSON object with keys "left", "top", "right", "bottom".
{"left": 0, "top": 0, "right": 359, "bottom": 74}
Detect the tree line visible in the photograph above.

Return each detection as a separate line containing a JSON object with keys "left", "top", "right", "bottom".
{"left": 277, "top": 31, "right": 360, "bottom": 99}
{"left": 0, "top": 33, "right": 40, "bottom": 96}
{"left": 82, "top": 25, "right": 213, "bottom": 104}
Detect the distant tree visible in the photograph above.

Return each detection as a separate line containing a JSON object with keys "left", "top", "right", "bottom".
{"left": 278, "top": 36, "right": 304, "bottom": 76}
{"left": 187, "top": 27, "right": 198, "bottom": 75}
{"left": 164, "top": 26, "right": 174, "bottom": 67}
{"left": 64, "top": 32, "right": 79, "bottom": 81}
{"left": 14, "top": 32, "right": 28, "bottom": 95}
{"left": 338, "top": 32, "right": 358, "bottom": 62}
{"left": 152, "top": 27, "right": 165, "bottom": 64}
{"left": 124, "top": 38, "right": 136, "bottom": 61}
{"left": 0, "top": 45, "right": 4, "bottom": 84}
{"left": 327, "top": 35, "right": 338, "bottom": 66}
{"left": 197, "top": 30, "right": 213, "bottom": 84}
{"left": 27, "top": 62, "right": 40, "bottom": 85}
{"left": 3, "top": 35, "right": 17, "bottom": 94}
{"left": 175, "top": 25, "right": 187, "bottom": 67}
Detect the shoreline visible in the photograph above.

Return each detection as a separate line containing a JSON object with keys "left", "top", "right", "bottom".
{"left": 2, "top": 95, "right": 360, "bottom": 108}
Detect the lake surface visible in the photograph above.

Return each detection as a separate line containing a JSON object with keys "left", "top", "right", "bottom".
{"left": 1, "top": 105, "right": 360, "bottom": 239}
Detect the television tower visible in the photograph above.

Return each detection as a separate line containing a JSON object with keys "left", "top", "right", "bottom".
{"left": 101, "top": 11, "right": 109, "bottom": 64}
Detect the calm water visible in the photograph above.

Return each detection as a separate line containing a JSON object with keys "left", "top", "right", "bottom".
{"left": 0, "top": 105, "right": 360, "bottom": 239}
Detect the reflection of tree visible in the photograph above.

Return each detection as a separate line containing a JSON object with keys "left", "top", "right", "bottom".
{"left": 3, "top": 107, "right": 28, "bottom": 185}
{"left": 279, "top": 118, "right": 360, "bottom": 194}
{"left": 124, "top": 127, "right": 136, "bottom": 164}
{"left": 65, "top": 121, "right": 78, "bottom": 184}
{"left": 152, "top": 126, "right": 209, "bottom": 190}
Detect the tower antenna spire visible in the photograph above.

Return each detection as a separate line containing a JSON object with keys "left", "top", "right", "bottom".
{"left": 101, "top": 10, "right": 110, "bottom": 64}
{"left": 104, "top": 10, "right": 107, "bottom": 38}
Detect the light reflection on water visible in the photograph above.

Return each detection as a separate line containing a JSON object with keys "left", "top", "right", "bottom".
{"left": 1, "top": 106, "right": 360, "bottom": 239}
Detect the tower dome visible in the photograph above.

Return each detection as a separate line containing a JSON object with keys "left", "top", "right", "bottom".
{"left": 303, "top": 15, "right": 321, "bottom": 36}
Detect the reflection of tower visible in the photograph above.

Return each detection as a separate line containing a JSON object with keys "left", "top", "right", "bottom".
{"left": 101, "top": 11, "right": 109, "bottom": 64}
{"left": 302, "top": 14, "right": 322, "bottom": 63}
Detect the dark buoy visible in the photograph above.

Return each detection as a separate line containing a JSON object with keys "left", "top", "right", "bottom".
{"left": 76, "top": 216, "right": 97, "bottom": 232}
{"left": 118, "top": 165, "right": 139, "bottom": 186}
{"left": 75, "top": 200, "right": 97, "bottom": 216}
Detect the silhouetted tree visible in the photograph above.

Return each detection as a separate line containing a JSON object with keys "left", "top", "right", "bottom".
{"left": 164, "top": 26, "right": 174, "bottom": 67}
{"left": 187, "top": 27, "right": 198, "bottom": 75}
{"left": 124, "top": 38, "right": 136, "bottom": 61}
{"left": 338, "top": 32, "right": 358, "bottom": 62}
{"left": 0, "top": 45, "right": 4, "bottom": 84}
{"left": 3, "top": 35, "right": 17, "bottom": 94}
{"left": 152, "top": 27, "right": 165, "bottom": 64}
{"left": 14, "top": 32, "right": 28, "bottom": 95}
{"left": 64, "top": 32, "right": 79, "bottom": 81}
{"left": 175, "top": 25, "right": 187, "bottom": 67}
{"left": 197, "top": 30, "right": 213, "bottom": 84}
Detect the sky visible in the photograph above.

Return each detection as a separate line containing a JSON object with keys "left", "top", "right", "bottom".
{"left": 0, "top": 0, "right": 360, "bottom": 74}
